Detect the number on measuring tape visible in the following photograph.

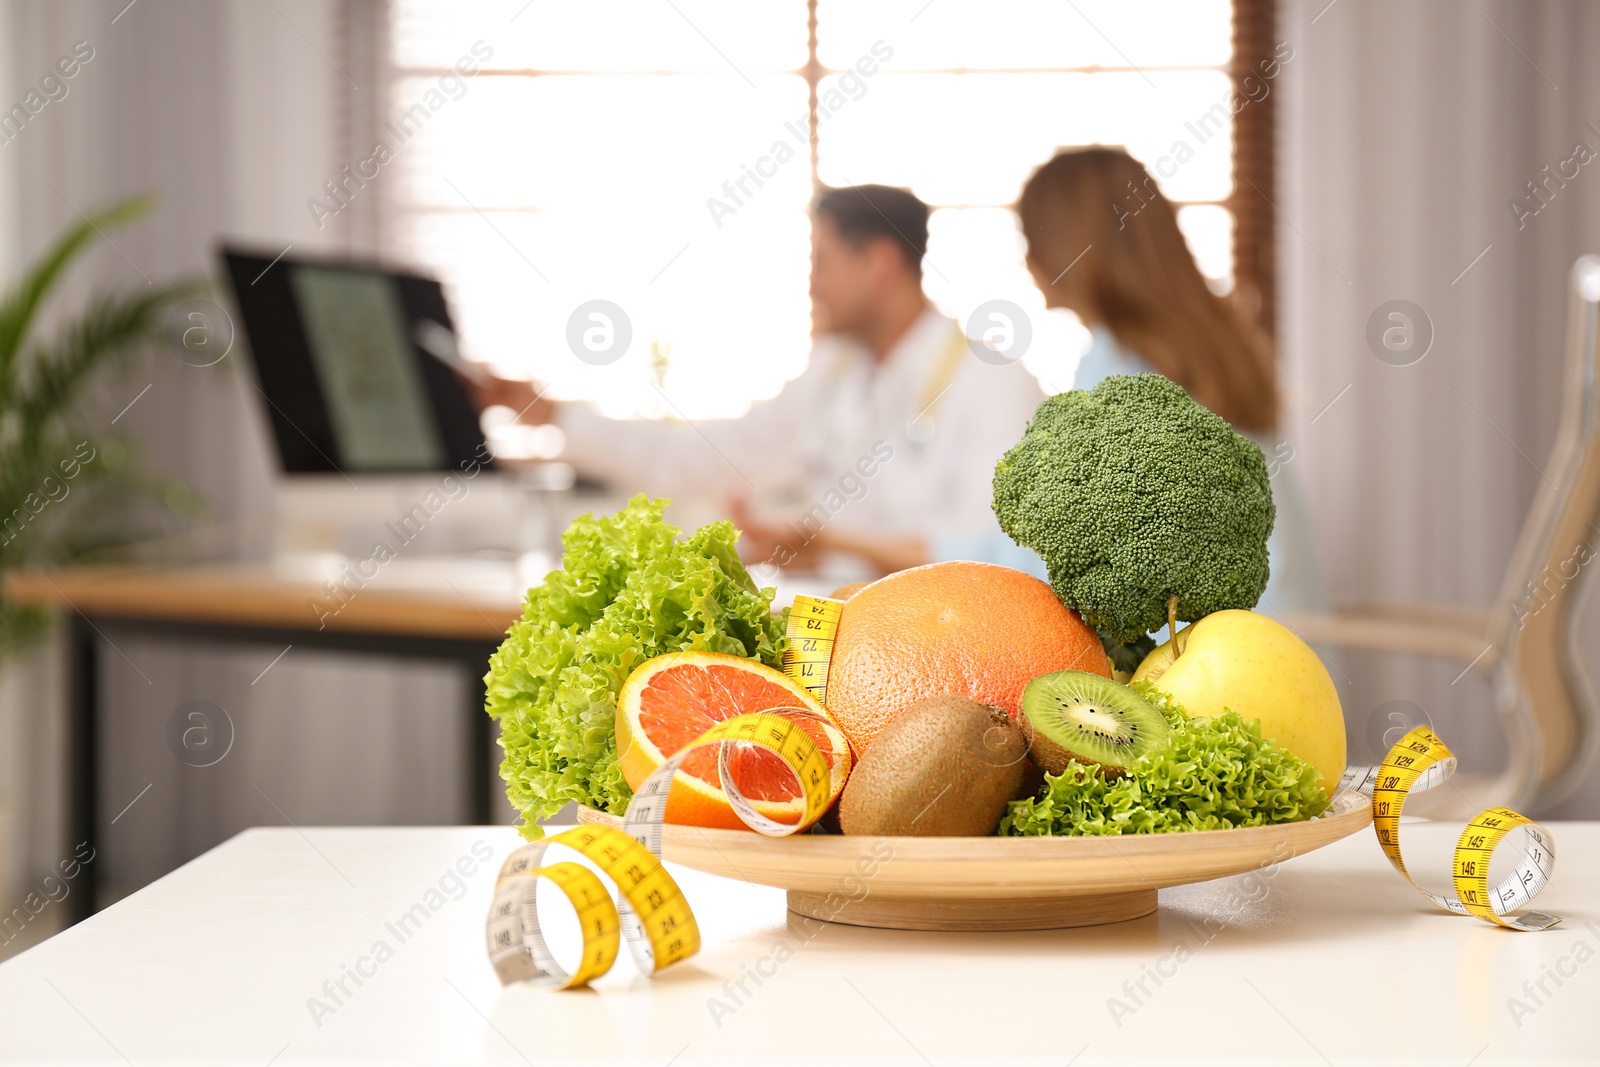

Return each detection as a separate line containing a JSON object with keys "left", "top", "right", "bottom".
{"left": 781, "top": 595, "right": 843, "bottom": 704}
{"left": 485, "top": 710, "right": 835, "bottom": 988}
{"left": 1341, "top": 727, "right": 1561, "bottom": 931}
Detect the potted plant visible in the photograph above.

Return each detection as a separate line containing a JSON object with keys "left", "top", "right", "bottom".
{"left": 0, "top": 196, "right": 199, "bottom": 655}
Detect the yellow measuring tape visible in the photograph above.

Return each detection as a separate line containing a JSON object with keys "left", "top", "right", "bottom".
{"left": 781, "top": 594, "right": 845, "bottom": 704}
{"left": 485, "top": 710, "right": 834, "bottom": 989}
{"left": 1339, "top": 726, "right": 1560, "bottom": 931}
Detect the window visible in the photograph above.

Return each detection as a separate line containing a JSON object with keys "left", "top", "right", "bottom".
{"left": 387, "top": 0, "right": 1247, "bottom": 427}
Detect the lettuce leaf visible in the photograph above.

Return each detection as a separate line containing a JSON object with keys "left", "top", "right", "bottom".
{"left": 485, "top": 495, "right": 785, "bottom": 837}
{"left": 1001, "top": 681, "right": 1329, "bottom": 836}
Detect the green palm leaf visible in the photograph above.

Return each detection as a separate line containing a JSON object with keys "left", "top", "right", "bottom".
{"left": 0, "top": 196, "right": 154, "bottom": 393}
{"left": 15, "top": 281, "right": 197, "bottom": 439}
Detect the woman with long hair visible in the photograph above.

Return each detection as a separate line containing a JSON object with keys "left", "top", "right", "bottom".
{"left": 1017, "top": 146, "right": 1325, "bottom": 616}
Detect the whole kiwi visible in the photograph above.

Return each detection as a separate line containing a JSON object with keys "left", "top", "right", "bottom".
{"left": 838, "top": 695, "right": 1027, "bottom": 837}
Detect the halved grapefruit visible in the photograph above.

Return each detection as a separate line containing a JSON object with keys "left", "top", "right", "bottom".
{"left": 615, "top": 651, "right": 852, "bottom": 831}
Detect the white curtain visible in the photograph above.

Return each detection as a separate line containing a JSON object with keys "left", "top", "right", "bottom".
{"left": 0, "top": 0, "right": 483, "bottom": 911}
{"left": 1279, "top": 0, "right": 1600, "bottom": 816}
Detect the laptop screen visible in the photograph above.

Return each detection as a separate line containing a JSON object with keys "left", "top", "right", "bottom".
{"left": 221, "top": 248, "right": 491, "bottom": 475}
{"left": 287, "top": 265, "right": 447, "bottom": 470}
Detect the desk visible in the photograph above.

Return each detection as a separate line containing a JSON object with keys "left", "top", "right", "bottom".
{"left": 1, "top": 823, "right": 1595, "bottom": 1065}
{"left": 5, "top": 564, "right": 522, "bottom": 924}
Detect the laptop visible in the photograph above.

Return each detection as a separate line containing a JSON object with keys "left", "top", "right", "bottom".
{"left": 219, "top": 247, "right": 492, "bottom": 475}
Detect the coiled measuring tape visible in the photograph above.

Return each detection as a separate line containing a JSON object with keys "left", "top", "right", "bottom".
{"left": 485, "top": 710, "right": 833, "bottom": 989}
{"left": 781, "top": 594, "right": 844, "bottom": 704}
{"left": 1339, "top": 726, "right": 1560, "bottom": 931}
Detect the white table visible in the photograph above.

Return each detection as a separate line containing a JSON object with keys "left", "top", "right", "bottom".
{"left": 2, "top": 823, "right": 1596, "bottom": 1066}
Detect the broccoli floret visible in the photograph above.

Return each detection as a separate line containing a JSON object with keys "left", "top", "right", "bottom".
{"left": 992, "top": 373, "right": 1275, "bottom": 645}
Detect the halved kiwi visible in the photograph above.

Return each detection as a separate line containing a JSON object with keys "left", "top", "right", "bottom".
{"left": 1018, "top": 670, "right": 1171, "bottom": 775}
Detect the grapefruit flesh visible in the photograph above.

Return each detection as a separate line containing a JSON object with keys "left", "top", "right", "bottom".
{"left": 616, "top": 651, "right": 851, "bottom": 830}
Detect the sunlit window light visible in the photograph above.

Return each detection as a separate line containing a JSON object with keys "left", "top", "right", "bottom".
{"left": 388, "top": 0, "right": 1238, "bottom": 418}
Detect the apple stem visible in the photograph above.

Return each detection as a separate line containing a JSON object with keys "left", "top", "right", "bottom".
{"left": 1167, "top": 595, "right": 1182, "bottom": 657}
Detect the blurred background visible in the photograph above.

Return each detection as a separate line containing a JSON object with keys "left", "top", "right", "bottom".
{"left": 1, "top": 0, "right": 1598, "bottom": 957}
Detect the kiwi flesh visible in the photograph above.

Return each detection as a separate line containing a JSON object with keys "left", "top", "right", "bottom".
{"left": 839, "top": 695, "right": 1026, "bottom": 837}
{"left": 1019, "top": 670, "right": 1171, "bottom": 775}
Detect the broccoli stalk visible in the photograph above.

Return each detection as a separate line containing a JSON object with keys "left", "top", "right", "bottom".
{"left": 992, "top": 374, "right": 1275, "bottom": 652}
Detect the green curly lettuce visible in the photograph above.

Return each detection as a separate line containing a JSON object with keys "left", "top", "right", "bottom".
{"left": 485, "top": 495, "right": 785, "bottom": 837}
{"left": 1001, "top": 681, "right": 1328, "bottom": 836}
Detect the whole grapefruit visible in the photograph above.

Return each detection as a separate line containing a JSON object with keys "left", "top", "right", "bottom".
{"left": 824, "top": 561, "right": 1111, "bottom": 754}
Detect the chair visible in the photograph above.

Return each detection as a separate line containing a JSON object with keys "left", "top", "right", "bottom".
{"left": 1289, "top": 255, "right": 1600, "bottom": 811}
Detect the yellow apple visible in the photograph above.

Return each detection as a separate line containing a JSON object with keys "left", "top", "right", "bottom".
{"left": 1132, "top": 609, "right": 1346, "bottom": 794}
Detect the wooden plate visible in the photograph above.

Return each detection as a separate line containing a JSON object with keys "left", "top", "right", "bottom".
{"left": 575, "top": 790, "right": 1373, "bottom": 931}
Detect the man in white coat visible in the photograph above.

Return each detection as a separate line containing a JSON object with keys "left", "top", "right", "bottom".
{"left": 476, "top": 185, "right": 1046, "bottom": 584}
